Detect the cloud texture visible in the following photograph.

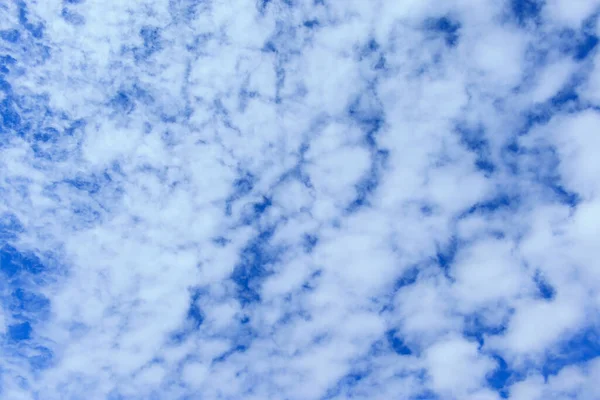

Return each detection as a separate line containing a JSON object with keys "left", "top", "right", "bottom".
{"left": 1, "top": 0, "right": 600, "bottom": 399}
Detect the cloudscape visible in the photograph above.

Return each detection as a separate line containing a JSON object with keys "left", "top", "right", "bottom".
{"left": 1, "top": 0, "right": 600, "bottom": 399}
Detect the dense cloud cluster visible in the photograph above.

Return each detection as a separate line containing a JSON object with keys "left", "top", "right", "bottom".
{"left": 1, "top": 0, "right": 600, "bottom": 399}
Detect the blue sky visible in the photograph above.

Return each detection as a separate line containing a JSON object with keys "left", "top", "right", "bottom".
{"left": 1, "top": 0, "right": 600, "bottom": 399}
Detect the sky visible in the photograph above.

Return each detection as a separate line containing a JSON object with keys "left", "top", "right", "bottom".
{"left": 1, "top": 0, "right": 600, "bottom": 399}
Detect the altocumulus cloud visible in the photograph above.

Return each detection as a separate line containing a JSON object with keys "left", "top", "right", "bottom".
{"left": 0, "top": 0, "right": 600, "bottom": 399}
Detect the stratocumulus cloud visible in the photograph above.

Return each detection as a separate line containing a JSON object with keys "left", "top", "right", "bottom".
{"left": 1, "top": 0, "right": 599, "bottom": 399}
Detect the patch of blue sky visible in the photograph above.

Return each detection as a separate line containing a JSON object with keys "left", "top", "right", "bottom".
{"left": 231, "top": 226, "right": 279, "bottom": 306}
{"left": 424, "top": 17, "right": 461, "bottom": 47}
{"left": 60, "top": 7, "right": 85, "bottom": 26}
{"left": 0, "top": 240, "right": 55, "bottom": 375}
{"left": 16, "top": 1, "right": 44, "bottom": 39}
{"left": 542, "top": 329, "right": 600, "bottom": 378}
{"left": 0, "top": 213, "right": 23, "bottom": 243}
{"left": 510, "top": 0, "right": 544, "bottom": 26}
{"left": 0, "top": 245, "right": 45, "bottom": 277}
{"left": 0, "top": 29, "right": 20, "bottom": 44}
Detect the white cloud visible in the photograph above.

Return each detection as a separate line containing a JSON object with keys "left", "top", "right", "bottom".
{"left": 488, "top": 291, "right": 587, "bottom": 357}
{"left": 181, "top": 361, "right": 209, "bottom": 388}
{"left": 451, "top": 238, "right": 533, "bottom": 311}
{"left": 511, "top": 358, "right": 600, "bottom": 400}
{"left": 393, "top": 277, "right": 461, "bottom": 345}
{"left": 424, "top": 335, "right": 497, "bottom": 396}
{"left": 543, "top": 111, "right": 600, "bottom": 200}
{"left": 543, "top": 0, "right": 600, "bottom": 28}
{"left": 530, "top": 59, "right": 575, "bottom": 104}
{"left": 579, "top": 51, "right": 600, "bottom": 104}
